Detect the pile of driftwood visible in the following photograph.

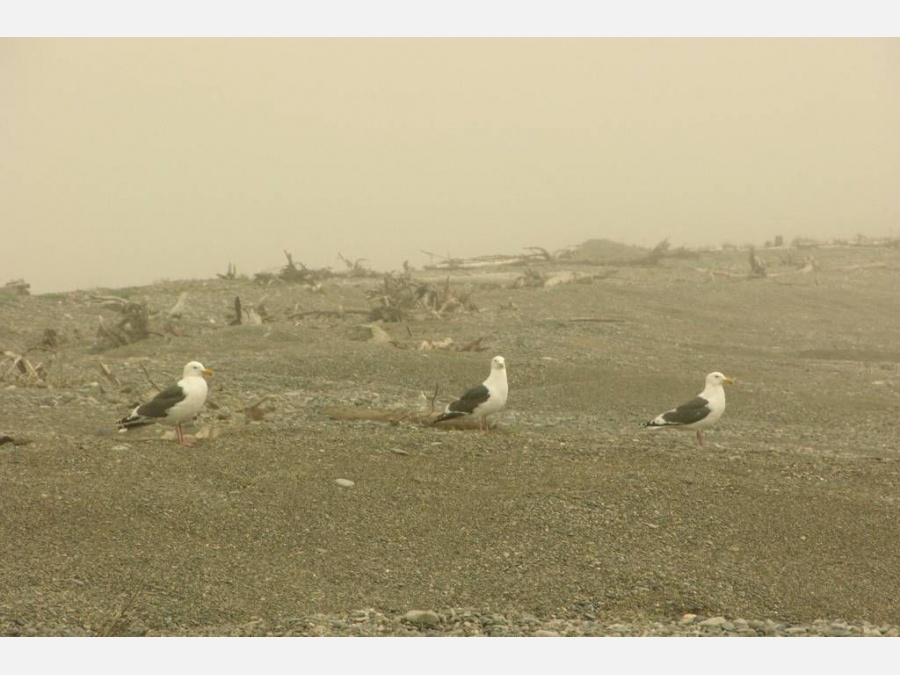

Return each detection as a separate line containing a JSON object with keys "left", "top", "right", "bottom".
{"left": 634, "top": 238, "right": 701, "bottom": 266}
{"left": 253, "top": 250, "right": 333, "bottom": 289}
{"left": 337, "top": 252, "right": 381, "bottom": 278}
{"left": 95, "top": 298, "right": 153, "bottom": 349}
{"left": 695, "top": 248, "right": 817, "bottom": 282}
{"left": 509, "top": 268, "right": 608, "bottom": 289}
{"left": 93, "top": 293, "right": 189, "bottom": 349}
{"left": 417, "top": 336, "right": 489, "bottom": 352}
{"left": 1, "top": 279, "right": 30, "bottom": 295}
{"left": 228, "top": 296, "right": 269, "bottom": 325}
{"left": 422, "top": 246, "right": 554, "bottom": 270}
{"left": 1, "top": 350, "right": 44, "bottom": 384}
{"left": 510, "top": 268, "right": 547, "bottom": 289}
{"left": 366, "top": 273, "right": 476, "bottom": 322}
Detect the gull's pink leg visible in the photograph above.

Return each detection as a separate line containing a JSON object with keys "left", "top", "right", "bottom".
{"left": 176, "top": 424, "right": 195, "bottom": 447}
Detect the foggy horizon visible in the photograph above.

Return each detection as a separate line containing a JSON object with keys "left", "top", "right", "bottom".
{"left": 3, "top": 38, "right": 898, "bottom": 294}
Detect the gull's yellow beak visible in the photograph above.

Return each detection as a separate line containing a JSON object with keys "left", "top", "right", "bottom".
{"left": 723, "top": 376, "right": 735, "bottom": 385}
{"left": 203, "top": 369, "right": 214, "bottom": 377}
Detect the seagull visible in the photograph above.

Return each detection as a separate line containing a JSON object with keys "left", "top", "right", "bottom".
{"left": 116, "top": 361, "right": 213, "bottom": 446}
{"left": 642, "top": 371, "right": 734, "bottom": 446}
{"left": 432, "top": 355, "right": 508, "bottom": 432}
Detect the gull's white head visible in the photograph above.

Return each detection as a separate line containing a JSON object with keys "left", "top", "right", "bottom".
{"left": 706, "top": 371, "right": 734, "bottom": 387}
{"left": 491, "top": 356, "right": 506, "bottom": 371}
{"left": 183, "top": 361, "right": 214, "bottom": 378}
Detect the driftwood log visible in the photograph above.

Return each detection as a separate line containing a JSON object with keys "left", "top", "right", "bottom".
{"left": 217, "top": 263, "right": 238, "bottom": 280}
{"left": 230, "top": 296, "right": 265, "bottom": 325}
{"left": 417, "top": 336, "right": 490, "bottom": 352}
{"left": 96, "top": 301, "right": 153, "bottom": 348}
{"left": 749, "top": 248, "right": 768, "bottom": 277}
{"left": 168, "top": 292, "right": 188, "bottom": 318}
{"left": 1, "top": 351, "right": 44, "bottom": 383}
{"left": 322, "top": 406, "right": 497, "bottom": 430}
{"left": 421, "top": 246, "right": 555, "bottom": 270}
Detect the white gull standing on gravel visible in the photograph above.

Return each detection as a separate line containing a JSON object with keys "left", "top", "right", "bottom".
{"left": 432, "top": 355, "right": 508, "bottom": 432}
{"left": 642, "top": 371, "right": 734, "bottom": 446}
{"left": 116, "top": 361, "right": 213, "bottom": 446}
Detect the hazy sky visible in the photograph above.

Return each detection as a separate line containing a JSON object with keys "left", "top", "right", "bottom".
{"left": 2, "top": 38, "right": 898, "bottom": 293}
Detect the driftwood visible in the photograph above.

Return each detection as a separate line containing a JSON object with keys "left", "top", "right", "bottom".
{"left": 510, "top": 268, "right": 546, "bottom": 289}
{"left": 418, "top": 337, "right": 455, "bottom": 351}
{"left": 168, "top": 292, "right": 188, "bottom": 318}
{"left": 511, "top": 268, "right": 608, "bottom": 289}
{"left": 366, "top": 273, "right": 420, "bottom": 322}
{"left": 230, "top": 296, "right": 265, "bottom": 325}
{"left": 337, "top": 252, "right": 379, "bottom": 277}
{"left": 230, "top": 297, "right": 243, "bottom": 325}
{"left": 626, "top": 239, "right": 700, "bottom": 266}
{"left": 523, "top": 246, "right": 553, "bottom": 261}
{"left": 97, "top": 587, "right": 144, "bottom": 637}
{"left": 358, "top": 323, "right": 399, "bottom": 346}
{"left": 322, "top": 406, "right": 496, "bottom": 430}
{"left": 0, "top": 433, "right": 32, "bottom": 446}
{"left": 366, "top": 273, "right": 476, "bottom": 322}
{"left": 538, "top": 317, "right": 625, "bottom": 324}
{"left": 217, "top": 263, "right": 238, "bottom": 280}
{"left": 425, "top": 384, "right": 440, "bottom": 413}
{"left": 422, "top": 247, "right": 554, "bottom": 270}
{"left": 95, "top": 300, "right": 160, "bottom": 349}
{"left": 322, "top": 407, "right": 433, "bottom": 426}
{"left": 1, "top": 279, "right": 30, "bottom": 295}
{"left": 288, "top": 307, "right": 370, "bottom": 320}
{"left": 417, "top": 336, "right": 490, "bottom": 352}
{"left": 839, "top": 262, "right": 895, "bottom": 272}
{"left": 545, "top": 271, "right": 594, "bottom": 287}
{"left": 98, "top": 362, "right": 120, "bottom": 387}
{"left": 239, "top": 394, "right": 273, "bottom": 422}
{"left": 797, "top": 257, "right": 817, "bottom": 274}
{"left": 139, "top": 362, "right": 162, "bottom": 392}
{"left": 694, "top": 268, "right": 761, "bottom": 281}
{"left": 1, "top": 351, "right": 44, "bottom": 383}
{"left": 254, "top": 250, "right": 332, "bottom": 288}
{"left": 695, "top": 254, "right": 818, "bottom": 282}
{"left": 748, "top": 248, "right": 768, "bottom": 277}
{"left": 90, "top": 294, "right": 131, "bottom": 309}
{"left": 33, "top": 328, "right": 60, "bottom": 351}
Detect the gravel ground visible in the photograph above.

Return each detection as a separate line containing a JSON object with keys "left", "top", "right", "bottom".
{"left": 2, "top": 242, "right": 899, "bottom": 637}
{"left": 6, "top": 606, "right": 898, "bottom": 637}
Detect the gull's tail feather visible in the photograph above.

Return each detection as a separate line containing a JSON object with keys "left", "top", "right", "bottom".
{"left": 432, "top": 411, "right": 465, "bottom": 425}
{"left": 116, "top": 408, "right": 154, "bottom": 430}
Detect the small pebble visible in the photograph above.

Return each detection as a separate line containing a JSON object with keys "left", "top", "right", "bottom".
{"left": 401, "top": 610, "right": 440, "bottom": 627}
{"left": 698, "top": 616, "right": 728, "bottom": 627}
